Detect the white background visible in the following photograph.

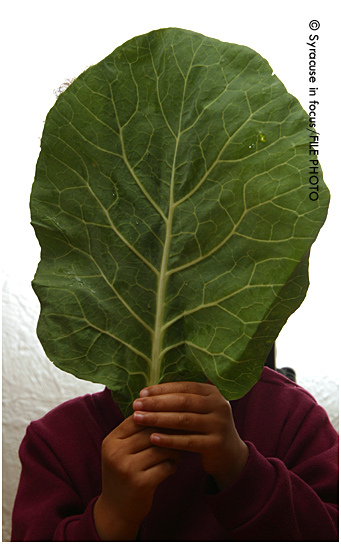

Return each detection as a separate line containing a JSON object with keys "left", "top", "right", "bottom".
{"left": 2, "top": 1, "right": 340, "bottom": 540}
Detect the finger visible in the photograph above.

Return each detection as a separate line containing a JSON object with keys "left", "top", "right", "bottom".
{"left": 136, "top": 445, "right": 181, "bottom": 470}
{"left": 133, "top": 392, "right": 211, "bottom": 414}
{"left": 139, "top": 381, "right": 212, "bottom": 398}
{"left": 143, "top": 458, "right": 179, "bottom": 488}
{"left": 133, "top": 410, "right": 210, "bottom": 433}
{"left": 113, "top": 415, "right": 147, "bottom": 439}
{"left": 123, "top": 427, "right": 160, "bottom": 454}
{"left": 149, "top": 431, "right": 209, "bottom": 453}
{"left": 105, "top": 420, "right": 159, "bottom": 454}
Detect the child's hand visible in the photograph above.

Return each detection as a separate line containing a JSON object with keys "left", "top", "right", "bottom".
{"left": 94, "top": 415, "right": 180, "bottom": 541}
{"left": 132, "top": 382, "right": 249, "bottom": 491}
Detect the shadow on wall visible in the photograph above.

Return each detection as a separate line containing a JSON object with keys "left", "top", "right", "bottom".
{"left": 2, "top": 273, "right": 339, "bottom": 542}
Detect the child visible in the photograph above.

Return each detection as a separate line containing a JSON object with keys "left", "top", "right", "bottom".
{"left": 11, "top": 366, "right": 338, "bottom": 541}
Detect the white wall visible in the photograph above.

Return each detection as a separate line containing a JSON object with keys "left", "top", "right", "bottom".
{"left": 2, "top": 2, "right": 339, "bottom": 541}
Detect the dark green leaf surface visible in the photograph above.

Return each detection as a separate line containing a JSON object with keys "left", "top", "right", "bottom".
{"left": 31, "top": 28, "right": 329, "bottom": 415}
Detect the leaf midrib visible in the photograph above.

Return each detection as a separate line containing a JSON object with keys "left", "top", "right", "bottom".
{"left": 149, "top": 42, "right": 202, "bottom": 385}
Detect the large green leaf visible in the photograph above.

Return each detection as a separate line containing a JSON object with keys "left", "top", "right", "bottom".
{"left": 31, "top": 28, "right": 329, "bottom": 415}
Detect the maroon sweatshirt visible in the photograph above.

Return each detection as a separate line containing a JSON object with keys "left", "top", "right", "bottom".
{"left": 11, "top": 367, "right": 338, "bottom": 541}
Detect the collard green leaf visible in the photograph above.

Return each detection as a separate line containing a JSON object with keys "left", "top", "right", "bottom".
{"left": 31, "top": 28, "right": 329, "bottom": 415}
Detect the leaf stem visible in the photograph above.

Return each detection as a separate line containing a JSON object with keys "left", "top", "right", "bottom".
{"left": 150, "top": 141, "right": 177, "bottom": 384}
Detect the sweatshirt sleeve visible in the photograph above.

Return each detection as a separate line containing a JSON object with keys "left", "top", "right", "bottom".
{"left": 205, "top": 403, "right": 339, "bottom": 541}
{"left": 11, "top": 424, "right": 101, "bottom": 542}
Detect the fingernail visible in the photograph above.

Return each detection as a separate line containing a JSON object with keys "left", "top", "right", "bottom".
{"left": 139, "top": 389, "right": 149, "bottom": 397}
{"left": 133, "top": 412, "right": 144, "bottom": 422}
{"left": 133, "top": 400, "right": 143, "bottom": 410}
{"left": 151, "top": 434, "right": 160, "bottom": 443}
